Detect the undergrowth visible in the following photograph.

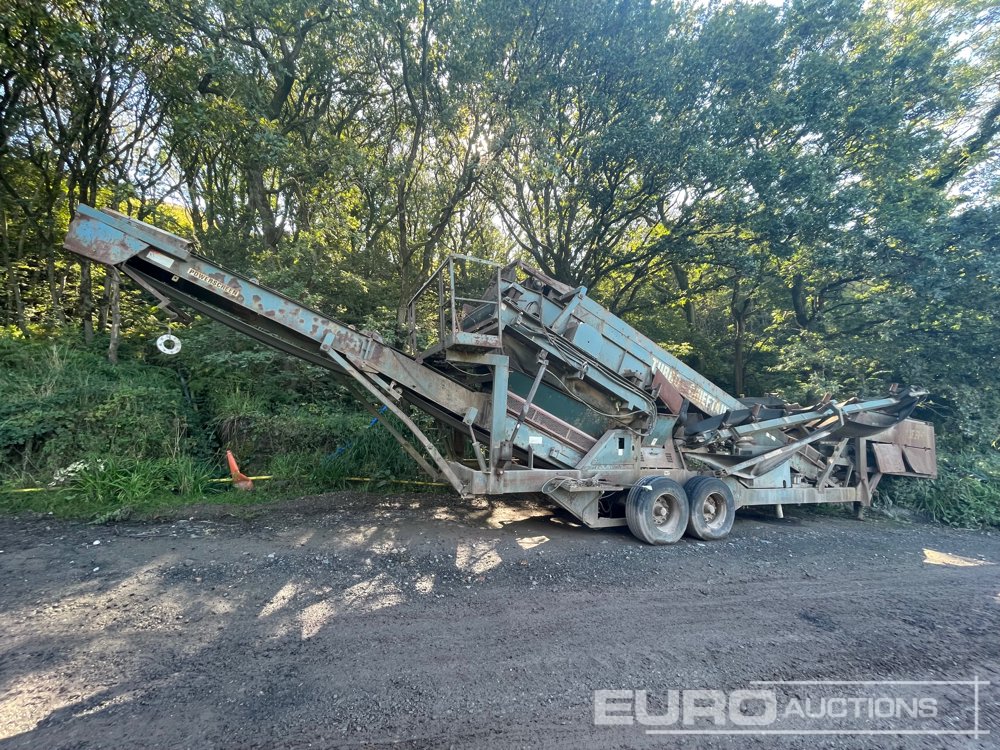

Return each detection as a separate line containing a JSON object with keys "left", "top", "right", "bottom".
{"left": 0, "top": 328, "right": 426, "bottom": 520}
{"left": 879, "top": 451, "right": 1000, "bottom": 528}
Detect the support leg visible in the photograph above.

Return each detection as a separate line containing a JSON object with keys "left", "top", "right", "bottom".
{"left": 323, "top": 347, "right": 466, "bottom": 495}
{"left": 489, "top": 355, "right": 510, "bottom": 472}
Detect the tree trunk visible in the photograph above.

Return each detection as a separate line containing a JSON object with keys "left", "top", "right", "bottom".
{"left": 671, "top": 262, "right": 697, "bottom": 329}
{"left": 733, "top": 314, "right": 746, "bottom": 397}
{"left": 187, "top": 176, "right": 205, "bottom": 238}
{"left": 791, "top": 273, "right": 810, "bottom": 329}
{"left": 106, "top": 266, "right": 121, "bottom": 363}
{"left": 1, "top": 208, "right": 28, "bottom": 335}
{"left": 97, "top": 274, "right": 111, "bottom": 332}
{"left": 247, "top": 167, "right": 280, "bottom": 252}
{"left": 79, "top": 258, "right": 95, "bottom": 343}
{"left": 42, "top": 204, "right": 67, "bottom": 324}
{"left": 396, "top": 262, "right": 421, "bottom": 348}
{"left": 672, "top": 261, "right": 700, "bottom": 370}
{"left": 731, "top": 289, "right": 752, "bottom": 398}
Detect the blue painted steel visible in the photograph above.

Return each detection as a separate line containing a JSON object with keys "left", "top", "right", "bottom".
{"left": 63, "top": 206, "right": 933, "bottom": 531}
{"left": 497, "top": 280, "right": 743, "bottom": 417}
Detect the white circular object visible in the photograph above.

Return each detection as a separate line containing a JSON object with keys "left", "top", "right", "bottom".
{"left": 156, "top": 333, "right": 182, "bottom": 355}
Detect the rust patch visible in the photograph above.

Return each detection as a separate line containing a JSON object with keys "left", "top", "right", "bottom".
{"left": 903, "top": 446, "right": 936, "bottom": 477}
{"left": 651, "top": 370, "right": 684, "bottom": 414}
{"left": 873, "top": 443, "right": 906, "bottom": 474}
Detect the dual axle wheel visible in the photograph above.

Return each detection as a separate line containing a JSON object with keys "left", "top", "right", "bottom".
{"left": 625, "top": 476, "right": 735, "bottom": 545}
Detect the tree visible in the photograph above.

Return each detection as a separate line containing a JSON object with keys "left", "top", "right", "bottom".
{"left": 0, "top": 0, "right": 172, "bottom": 357}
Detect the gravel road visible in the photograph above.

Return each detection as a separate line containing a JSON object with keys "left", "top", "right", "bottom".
{"left": 1, "top": 492, "right": 997, "bottom": 749}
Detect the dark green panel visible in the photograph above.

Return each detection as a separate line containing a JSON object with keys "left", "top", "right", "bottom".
{"left": 508, "top": 371, "right": 607, "bottom": 437}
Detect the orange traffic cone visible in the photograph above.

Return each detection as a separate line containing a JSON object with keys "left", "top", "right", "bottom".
{"left": 226, "top": 450, "right": 254, "bottom": 491}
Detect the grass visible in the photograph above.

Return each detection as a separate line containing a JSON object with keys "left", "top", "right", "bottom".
{"left": 0, "top": 436, "right": 443, "bottom": 523}
{"left": 0, "top": 456, "right": 222, "bottom": 521}
{"left": 0, "top": 331, "right": 436, "bottom": 522}
{"left": 880, "top": 451, "right": 1000, "bottom": 529}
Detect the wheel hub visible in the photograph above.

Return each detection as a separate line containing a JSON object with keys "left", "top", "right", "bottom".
{"left": 652, "top": 497, "right": 673, "bottom": 526}
{"left": 701, "top": 492, "right": 727, "bottom": 530}
{"left": 702, "top": 496, "right": 720, "bottom": 521}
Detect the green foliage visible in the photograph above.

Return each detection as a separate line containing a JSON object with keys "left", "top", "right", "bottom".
{"left": 0, "top": 323, "right": 436, "bottom": 518}
{"left": 68, "top": 456, "right": 219, "bottom": 514}
{"left": 0, "top": 455, "right": 221, "bottom": 520}
{"left": 264, "top": 437, "right": 425, "bottom": 495}
{"left": 881, "top": 451, "right": 1000, "bottom": 528}
{"left": 0, "top": 336, "right": 206, "bottom": 473}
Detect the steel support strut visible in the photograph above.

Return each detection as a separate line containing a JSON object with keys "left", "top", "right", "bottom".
{"left": 322, "top": 345, "right": 467, "bottom": 496}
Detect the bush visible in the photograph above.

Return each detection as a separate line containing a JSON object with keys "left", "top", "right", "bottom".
{"left": 0, "top": 337, "right": 206, "bottom": 474}
{"left": 880, "top": 451, "right": 1000, "bottom": 528}
{"left": 0, "top": 327, "right": 429, "bottom": 518}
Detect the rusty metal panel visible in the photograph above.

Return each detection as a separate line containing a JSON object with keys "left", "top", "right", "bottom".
{"left": 873, "top": 443, "right": 907, "bottom": 474}
{"left": 869, "top": 418, "right": 936, "bottom": 477}
{"left": 651, "top": 369, "right": 685, "bottom": 414}
{"left": 64, "top": 213, "right": 149, "bottom": 265}
{"left": 100, "top": 207, "right": 192, "bottom": 259}
{"left": 871, "top": 418, "right": 935, "bottom": 448}
{"left": 64, "top": 205, "right": 192, "bottom": 264}
{"left": 728, "top": 482, "right": 862, "bottom": 508}
{"left": 506, "top": 392, "right": 597, "bottom": 453}
{"left": 903, "top": 446, "right": 937, "bottom": 477}
{"left": 899, "top": 420, "right": 935, "bottom": 449}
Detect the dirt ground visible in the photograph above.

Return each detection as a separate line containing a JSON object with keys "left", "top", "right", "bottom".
{"left": 0, "top": 492, "right": 997, "bottom": 749}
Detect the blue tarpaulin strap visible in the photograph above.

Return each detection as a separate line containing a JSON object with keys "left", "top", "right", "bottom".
{"left": 328, "top": 405, "right": 389, "bottom": 461}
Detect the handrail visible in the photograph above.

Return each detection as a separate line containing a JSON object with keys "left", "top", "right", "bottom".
{"left": 406, "top": 253, "right": 506, "bottom": 355}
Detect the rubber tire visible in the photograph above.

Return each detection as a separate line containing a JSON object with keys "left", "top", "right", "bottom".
{"left": 684, "top": 476, "right": 736, "bottom": 541}
{"left": 625, "top": 477, "right": 690, "bottom": 545}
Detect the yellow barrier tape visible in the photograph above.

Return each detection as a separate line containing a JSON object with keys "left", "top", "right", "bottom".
{"left": 210, "top": 475, "right": 446, "bottom": 487}
{"left": 3, "top": 475, "right": 448, "bottom": 493}
{"left": 208, "top": 475, "right": 274, "bottom": 483}
{"left": 344, "top": 477, "right": 448, "bottom": 487}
